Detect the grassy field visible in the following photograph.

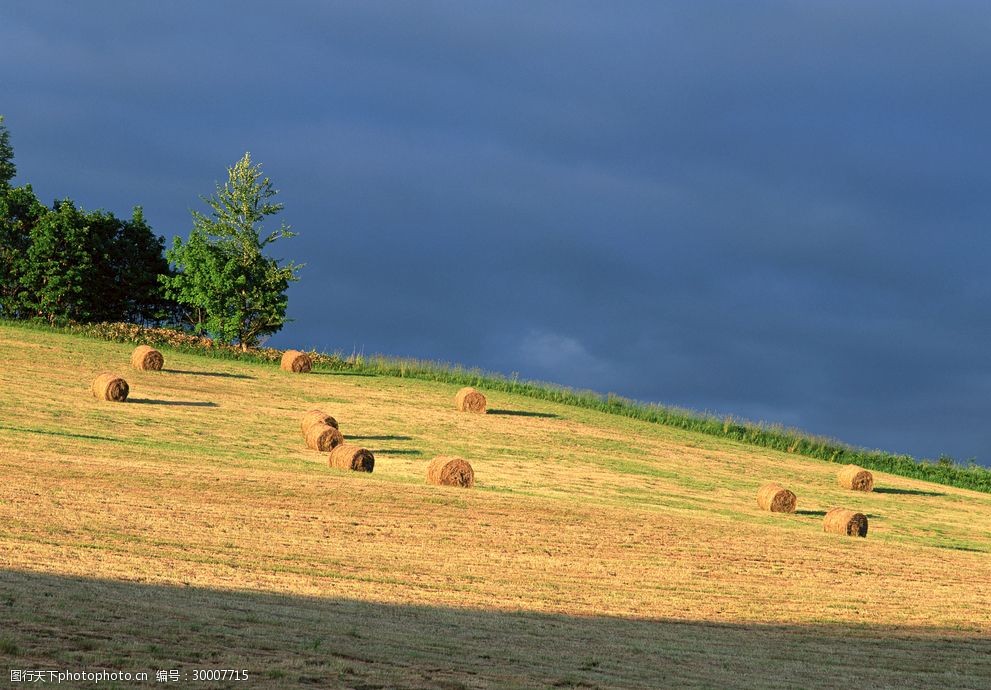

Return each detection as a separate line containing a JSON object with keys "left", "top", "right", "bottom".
{"left": 1, "top": 322, "right": 990, "bottom": 689}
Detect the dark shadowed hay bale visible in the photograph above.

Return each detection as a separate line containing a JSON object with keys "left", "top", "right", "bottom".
{"left": 92, "top": 372, "right": 129, "bottom": 402}
{"left": 756, "top": 483, "right": 797, "bottom": 513}
{"left": 427, "top": 456, "right": 475, "bottom": 488}
{"left": 300, "top": 409, "right": 338, "bottom": 437}
{"left": 281, "top": 350, "right": 312, "bottom": 373}
{"left": 328, "top": 444, "right": 374, "bottom": 472}
{"left": 838, "top": 464, "right": 874, "bottom": 492}
{"left": 305, "top": 422, "right": 344, "bottom": 452}
{"left": 455, "top": 387, "right": 487, "bottom": 413}
{"left": 823, "top": 508, "right": 869, "bottom": 537}
{"left": 130, "top": 345, "right": 164, "bottom": 371}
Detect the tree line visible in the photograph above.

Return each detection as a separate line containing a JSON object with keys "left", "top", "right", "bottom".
{"left": 0, "top": 115, "right": 300, "bottom": 348}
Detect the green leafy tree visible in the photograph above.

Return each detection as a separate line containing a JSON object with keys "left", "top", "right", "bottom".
{"left": 160, "top": 152, "right": 301, "bottom": 349}
{"left": 82, "top": 206, "right": 174, "bottom": 323}
{"left": 0, "top": 114, "right": 30, "bottom": 317}
{"left": 0, "top": 115, "right": 15, "bottom": 190}
{"left": 0, "top": 116, "right": 172, "bottom": 323}
{"left": 0, "top": 185, "right": 45, "bottom": 317}
{"left": 16, "top": 200, "right": 173, "bottom": 324}
{"left": 20, "top": 199, "right": 94, "bottom": 322}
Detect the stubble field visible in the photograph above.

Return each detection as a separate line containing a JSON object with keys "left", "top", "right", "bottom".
{"left": 1, "top": 323, "right": 989, "bottom": 688}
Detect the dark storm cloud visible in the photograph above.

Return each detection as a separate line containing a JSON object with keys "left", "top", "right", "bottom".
{"left": 3, "top": 1, "right": 991, "bottom": 462}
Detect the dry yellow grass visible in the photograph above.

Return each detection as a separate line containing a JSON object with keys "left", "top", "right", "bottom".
{"left": 455, "top": 386, "right": 487, "bottom": 413}
{"left": 756, "top": 482, "right": 797, "bottom": 513}
{"left": 90, "top": 371, "right": 129, "bottom": 401}
{"left": 426, "top": 455, "right": 475, "bottom": 487}
{"left": 280, "top": 349, "right": 311, "bottom": 373}
{"left": 838, "top": 463, "right": 875, "bottom": 491}
{"left": 300, "top": 409, "right": 338, "bottom": 436}
{"left": 823, "top": 507, "right": 869, "bottom": 537}
{"left": 1, "top": 323, "right": 990, "bottom": 688}
{"left": 130, "top": 344, "right": 164, "bottom": 371}
{"left": 303, "top": 421, "right": 344, "bottom": 452}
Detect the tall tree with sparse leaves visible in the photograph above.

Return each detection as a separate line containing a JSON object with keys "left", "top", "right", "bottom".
{"left": 160, "top": 153, "right": 301, "bottom": 349}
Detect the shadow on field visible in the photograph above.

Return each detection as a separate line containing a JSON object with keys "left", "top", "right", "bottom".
{"left": 310, "top": 370, "right": 377, "bottom": 377}
{"left": 875, "top": 487, "right": 946, "bottom": 497}
{"left": 165, "top": 368, "right": 255, "bottom": 380}
{"left": 488, "top": 409, "right": 559, "bottom": 418}
{"left": 349, "top": 435, "right": 415, "bottom": 441}
{"left": 367, "top": 448, "right": 423, "bottom": 456}
{"left": 798, "top": 509, "right": 884, "bottom": 520}
{"left": 0, "top": 424, "right": 119, "bottom": 443}
{"left": 0, "top": 569, "right": 989, "bottom": 690}
{"left": 937, "top": 544, "right": 988, "bottom": 553}
{"left": 128, "top": 399, "right": 218, "bottom": 408}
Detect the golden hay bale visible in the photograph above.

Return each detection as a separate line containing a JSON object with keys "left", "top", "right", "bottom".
{"left": 281, "top": 349, "right": 312, "bottom": 373}
{"left": 328, "top": 444, "right": 374, "bottom": 473}
{"left": 92, "top": 372, "right": 129, "bottom": 402}
{"left": 300, "top": 409, "right": 339, "bottom": 436}
{"left": 130, "top": 344, "right": 164, "bottom": 371}
{"left": 304, "top": 422, "right": 344, "bottom": 452}
{"left": 427, "top": 456, "right": 475, "bottom": 488}
{"left": 823, "top": 508, "right": 869, "bottom": 537}
{"left": 838, "top": 464, "right": 874, "bottom": 492}
{"left": 756, "top": 483, "right": 797, "bottom": 513}
{"left": 455, "top": 387, "right": 487, "bottom": 413}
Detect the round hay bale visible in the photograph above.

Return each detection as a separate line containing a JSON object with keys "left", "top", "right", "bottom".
{"left": 305, "top": 422, "right": 344, "bottom": 452}
{"left": 92, "top": 372, "right": 129, "bottom": 402}
{"left": 300, "top": 409, "right": 339, "bottom": 436}
{"left": 823, "top": 508, "right": 869, "bottom": 537}
{"left": 455, "top": 387, "right": 487, "bottom": 413}
{"left": 427, "top": 456, "right": 475, "bottom": 488}
{"left": 281, "top": 349, "right": 312, "bottom": 373}
{"left": 756, "top": 483, "right": 797, "bottom": 513}
{"left": 838, "top": 464, "right": 874, "bottom": 492}
{"left": 328, "top": 444, "right": 374, "bottom": 473}
{"left": 130, "top": 345, "right": 164, "bottom": 371}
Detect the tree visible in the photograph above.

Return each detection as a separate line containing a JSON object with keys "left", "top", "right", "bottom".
{"left": 81, "top": 206, "right": 174, "bottom": 324}
{"left": 160, "top": 153, "right": 301, "bottom": 349}
{"left": 0, "top": 185, "right": 45, "bottom": 317}
{"left": 0, "top": 115, "right": 15, "bottom": 190}
{"left": 14, "top": 199, "right": 173, "bottom": 324}
{"left": 118, "top": 208, "right": 177, "bottom": 324}
{"left": 0, "top": 116, "right": 173, "bottom": 323}
{"left": 19, "top": 199, "right": 95, "bottom": 323}
{"left": 0, "top": 115, "right": 28, "bottom": 316}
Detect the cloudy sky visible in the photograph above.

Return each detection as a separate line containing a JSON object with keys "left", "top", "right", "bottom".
{"left": 3, "top": 1, "right": 990, "bottom": 464}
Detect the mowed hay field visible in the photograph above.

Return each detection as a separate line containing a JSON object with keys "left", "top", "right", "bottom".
{"left": 1, "top": 324, "right": 990, "bottom": 689}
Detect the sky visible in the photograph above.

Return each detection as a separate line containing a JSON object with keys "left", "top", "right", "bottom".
{"left": 3, "top": 1, "right": 991, "bottom": 465}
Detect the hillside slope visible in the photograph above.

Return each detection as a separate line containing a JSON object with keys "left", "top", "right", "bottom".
{"left": 1, "top": 323, "right": 989, "bottom": 689}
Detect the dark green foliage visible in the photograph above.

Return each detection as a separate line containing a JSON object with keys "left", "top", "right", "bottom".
{"left": 85, "top": 206, "right": 173, "bottom": 323}
{"left": 20, "top": 199, "right": 94, "bottom": 321}
{"left": 0, "top": 116, "right": 173, "bottom": 324}
{"left": 160, "top": 152, "right": 301, "bottom": 349}
{"left": 0, "top": 185, "right": 46, "bottom": 317}
{"left": 9, "top": 199, "right": 171, "bottom": 324}
{"left": 0, "top": 115, "right": 15, "bottom": 190}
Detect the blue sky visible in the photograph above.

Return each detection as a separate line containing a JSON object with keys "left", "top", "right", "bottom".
{"left": 3, "top": 1, "right": 991, "bottom": 464}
